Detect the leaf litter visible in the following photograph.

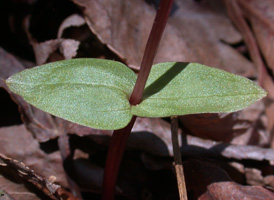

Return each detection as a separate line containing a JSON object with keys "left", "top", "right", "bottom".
{"left": 1, "top": 0, "right": 274, "bottom": 199}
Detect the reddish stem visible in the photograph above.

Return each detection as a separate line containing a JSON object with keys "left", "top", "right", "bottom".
{"left": 130, "top": 0, "right": 174, "bottom": 105}
{"left": 102, "top": 1, "right": 174, "bottom": 199}
{"left": 102, "top": 116, "right": 136, "bottom": 200}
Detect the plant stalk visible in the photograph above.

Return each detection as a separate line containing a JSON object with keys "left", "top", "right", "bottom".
{"left": 102, "top": 116, "right": 136, "bottom": 200}
{"left": 171, "top": 117, "right": 188, "bottom": 200}
{"left": 130, "top": 0, "right": 174, "bottom": 105}
{"left": 102, "top": 0, "right": 174, "bottom": 199}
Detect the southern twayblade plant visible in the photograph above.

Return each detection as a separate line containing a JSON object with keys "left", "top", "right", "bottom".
{"left": 5, "top": 59, "right": 267, "bottom": 200}
{"left": 5, "top": 58, "right": 267, "bottom": 198}
{"left": 5, "top": 59, "right": 266, "bottom": 130}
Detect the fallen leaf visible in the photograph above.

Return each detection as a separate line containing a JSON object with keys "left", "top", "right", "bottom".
{"left": 238, "top": 0, "right": 274, "bottom": 73}
{"left": 199, "top": 181, "right": 274, "bottom": 200}
{"left": 130, "top": 117, "right": 174, "bottom": 156}
{"left": 180, "top": 100, "right": 269, "bottom": 146}
{"left": 183, "top": 159, "right": 274, "bottom": 200}
{"left": 224, "top": 0, "right": 274, "bottom": 154}
{"left": 184, "top": 159, "right": 232, "bottom": 199}
{"left": 245, "top": 168, "right": 265, "bottom": 186}
{"left": 0, "top": 125, "right": 67, "bottom": 187}
{"left": 180, "top": 113, "right": 247, "bottom": 142}
{"left": 31, "top": 38, "right": 80, "bottom": 65}
{"left": 57, "top": 14, "right": 86, "bottom": 39}
{"left": 0, "top": 47, "right": 25, "bottom": 80}
{"left": 182, "top": 134, "right": 274, "bottom": 161}
{"left": 244, "top": 166, "right": 274, "bottom": 188}
{"left": 59, "top": 39, "right": 80, "bottom": 60}
{"left": 31, "top": 39, "right": 61, "bottom": 64}
{"left": 24, "top": 16, "right": 80, "bottom": 65}
{"left": 0, "top": 175, "right": 40, "bottom": 200}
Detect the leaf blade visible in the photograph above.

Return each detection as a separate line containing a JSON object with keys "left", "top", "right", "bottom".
{"left": 131, "top": 62, "right": 267, "bottom": 117}
{"left": 6, "top": 58, "right": 136, "bottom": 130}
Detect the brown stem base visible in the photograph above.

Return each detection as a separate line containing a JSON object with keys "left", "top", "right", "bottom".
{"left": 102, "top": 116, "right": 136, "bottom": 200}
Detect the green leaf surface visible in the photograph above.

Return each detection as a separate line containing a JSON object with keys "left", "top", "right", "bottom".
{"left": 131, "top": 62, "right": 267, "bottom": 117}
{"left": 6, "top": 58, "right": 136, "bottom": 130}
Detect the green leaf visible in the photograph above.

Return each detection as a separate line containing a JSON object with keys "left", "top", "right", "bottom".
{"left": 131, "top": 62, "right": 267, "bottom": 117}
{"left": 6, "top": 58, "right": 136, "bottom": 130}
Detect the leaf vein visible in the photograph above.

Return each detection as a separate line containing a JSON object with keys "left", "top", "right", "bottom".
{"left": 145, "top": 93, "right": 263, "bottom": 100}
{"left": 12, "top": 81, "right": 131, "bottom": 94}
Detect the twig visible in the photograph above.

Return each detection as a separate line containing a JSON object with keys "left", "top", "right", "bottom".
{"left": 171, "top": 117, "right": 188, "bottom": 200}
{"left": 0, "top": 153, "right": 79, "bottom": 200}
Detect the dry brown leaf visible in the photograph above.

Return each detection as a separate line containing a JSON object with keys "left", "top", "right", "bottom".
{"left": 0, "top": 47, "right": 25, "bottom": 80}
{"left": 85, "top": 117, "right": 274, "bottom": 161}
{"left": 232, "top": 0, "right": 274, "bottom": 151}
{"left": 264, "top": 175, "right": 274, "bottom": 188}
{"left": 0, "top": 175, "right": 40, "bottom": 200}
{"left": 23, "top": 16, "right": 80, "bottom": 65}
{"left": 183, "top": 134, "right": 274, "bottom": 161}
{"left": 71, "top": 117, "right": 173, "bottom": 157}
{"left": 130, "top": 117, "right": 175, "bottom": 156}
{"left": 57, "top": 14, "right": 86, "bottom": 39}
{"left": 238, "top": 0, "right": 274, "bottom": 73}
{"left": 59, "top": 39, "right": 80, "bottom": 59}
{"left": 182, "top": 160, "right": 274, "bottom": 200}
{"left": 245, "top": 167, "right": 274, "bottom": 188}
{"left": 245, "top": 168, "right": 265, "bottom": 186}
{"left": 180, "top": 100, "right": 269, "bottom": 146}
{"left": 224, "top": 0, "right": 274, "bottom": 102}
{"left": 73, "top": 0, "right": 255, "bottom": 76}
{"left": 224, "top": 0, "right": 274, "bottom": 152}
{"left": 184, "top": 159, "right": 232, "bottom": 199}
{"left": 132, "top": 117, "right": 274, "bottom": 162}
{"left": 31, "top": 39, "right": 61, "bottom": 64}
{"left": 0, "top": 125, "right": 67, "bottom": 188}
{"left": 180, "top": 113, "right": 249, "bottom": 142}
{"left": 31, "top": 38, "right": 80, "bottom": 65}
{"left": 199, "top": 181, "right": 274, "bottom": 200}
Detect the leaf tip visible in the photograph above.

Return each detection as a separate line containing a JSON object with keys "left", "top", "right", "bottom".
{"left": 259, "top": 87, "right": 268, "bottom": 100}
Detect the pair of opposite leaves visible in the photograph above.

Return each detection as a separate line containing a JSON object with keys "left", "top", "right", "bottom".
{"left": 6, "top": 59, "right": 266, "bottom": 130}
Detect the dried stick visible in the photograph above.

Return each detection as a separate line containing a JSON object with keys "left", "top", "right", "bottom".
{"left": 171, "top": 116, "right": 187, "bottom": 200}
